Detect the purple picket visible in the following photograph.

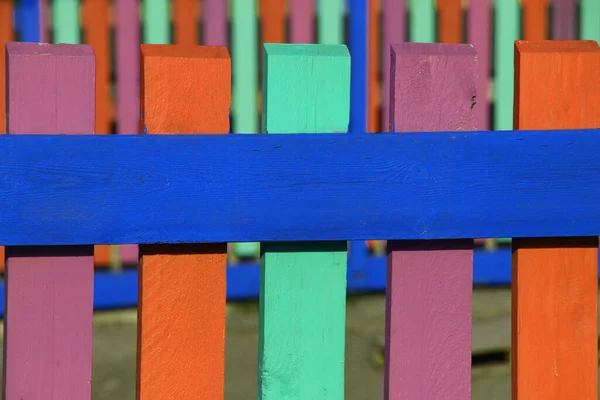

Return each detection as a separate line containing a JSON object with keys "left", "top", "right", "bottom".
{"left": 552, "top": 0, "right": 576, "bottom": 39}
{"left": 381, "top": 0, "right": 405, "bottom": 131}
{"left": 290, "top": 0, "right": 314, "bottom": 43}
{"left": 384, "top": 42, "right": 476, "bottom": 400}
{"left": 467, "top": 0, "right": 490, "bottom": 130}
{"left": 2, "top": 42, "right": 95, "bottom": 400}
{"left": 116, "top": 0, "right": 139, "bottom": 134}
{"left": 204, "top": 0, "right": 228, "bottom": 46}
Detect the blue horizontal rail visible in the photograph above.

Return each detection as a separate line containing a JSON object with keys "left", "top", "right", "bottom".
{"left": 0, "top": 130, "right": 599, "bottom": 245}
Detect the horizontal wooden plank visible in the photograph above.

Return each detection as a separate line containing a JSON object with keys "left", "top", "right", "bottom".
{"left": 0, "top": 130, "right": 599, "bottom": 245}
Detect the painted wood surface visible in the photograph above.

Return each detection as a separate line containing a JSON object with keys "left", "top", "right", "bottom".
{"left": 290, "top": 0, "right": 314, "bottom": 43}
{"left": 2, "top": 129, "right": 600, "bottom": 245}
{"left": 522, "top": 0, "right": 549, "bottom": 41}
{"left": 143, "top": 0, "right": 169, "bottom": 44}
{"left": 260, "top": 0, "right": 285, "bottom": 44}
{"left": 231, "top": 0, "right": 258, "bottom": 133}
{"left": 436, "top": 0, "right": 462, "bottom": 43}
{"left": 15, "top": 0, "right": 40, "bottom": 42}
{"left": 581, "top": 0, "right": 600, "bottom": 43}
{"left": 259, "top": 43, "right": 350, "bottom": 399}
{"left": 551, "top": 0, "right": 575, "bottom": 39}
{"left": 468, "top": 0, "right": 490, "bottom": 130}
{"left": 203, "top": 0, "right": 228, "bottom": 46}
{"left": 137, "top": 44, "right": 230, "bottom": 400}
{"left": 2, "top": 42, "right": 95, "bottom": 400}
{"left": 408, "top": 0, "right": 434, "bottom": 42}
{"left": 350, "top": 0, "right": 367, "bottom": 133}
{"left": 318, "top": 0, "right": 344, "bottom": 44}
{"left": 385, "top": 42, "right": 476, "bottom": 400}
{"left": 53, "top": 0, "right": 79, "bottom": 43}
{"left": 512, "top": 40, "right": 600, "bottom": 400}
{"left": 368, "top": 0, "right": 379, "bottom": 132}
{"left": 0, "top": 2, "right": 12, "bottom": 134}
{"left": 116, "top": 0, "right": 139, "bottom": 134}
{"left": 494, "top": 0, "right": 520, "bottom": 130}
{"left": 381, "top": 0, "right": 405, "bottom": 131}
{"left": 174, "top": 0, "right": 198, "bottom": 45}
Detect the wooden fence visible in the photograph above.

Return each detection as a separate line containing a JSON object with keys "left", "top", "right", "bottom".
{"left": 1, "top": 36, "right": 599, "bottom": 399}
{"left": 0, "top": 0, "right": 599, "bottom": 271}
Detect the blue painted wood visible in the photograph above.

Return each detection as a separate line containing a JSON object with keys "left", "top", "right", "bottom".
{"left": 0, "top": 130, "right": 600, "bottom": 245}
{"left": 15, "top": 0, "right": 40, "bottom": 42}
{"left": 349, "top": 0, "right": 368, "bottom": 133}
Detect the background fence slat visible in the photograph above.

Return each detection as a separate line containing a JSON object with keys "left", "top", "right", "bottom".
{"left": 2, "top": 42, "right": 95, "bottom": 400}
{"left": 368, "top": 0, "right": 379, "bottom": 132}
{"left": 408, "top": 0, "right": 434, "bottom": 42}
{"left": 259, "top": 43, "right": 350, "bottom": 399}
{"left": 512, "top": 40, "right": 600, "bottom": 400}
{"left": 290, "top": 0, "right": 314, "bottom": 43}
{"left": 203, "top": 0, "right": 228, "bottom": 46}
{"left": 522, "top": 0, "right": 549, "bottom": 41}
{"left": 53, "top": 0, "right": 80, "bottom": 43}
{"left": 174, "top": 0, "right": 198, "bottom": 45}
{"left": 468, "top": 0, "right": 490, "bottom": 130}
{"left": 137, "top": 44, "right": 230, "bottom": 400}
{"left": 551, "top": 0, "right": 575, "bottom": 39}
{"left": 350, "top": 0, "right": 367, "bottom": 133}
{"left": 260, "top": 0, "right": 285, "bottom": 44}
{"left": 15, "top": 0, "right": 40, "bottom": 42}
{"left": 318, "top": 0, "right": 344, "bottom": 44}
{"left": 231, "top": 0, "right": 258, "bottom": 133}
{"left": 581, "top": 0, "right": 600, "bottom": 43}
{"left": 385, "top": 42, "right": 476, "bottom": 400}
{"left": 494, "top": 0, "right": 520, "bottom": 130}
{"left": 143, "top": 0, "right": 169, "bottom": 44}
{"left": 436, "top": 0, "right": 462, "bottom": 43}
{"left": 381, "top": 0, "right": 405, "bottom": 131}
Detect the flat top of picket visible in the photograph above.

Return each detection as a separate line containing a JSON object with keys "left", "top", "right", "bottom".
{"left": 6, "top": 41, "right": 93, "bottom": 57}
{"left": 516, "top": 40, "right": 600, "bottom": 53}
{"left": 140, "top": 44, "right": 230, "bottom": 59}
{"left": 391, "top": 42, "right": 477, "bottom": 57}
{"left": 264, "top": 43, "right": 349, "bottom": 58}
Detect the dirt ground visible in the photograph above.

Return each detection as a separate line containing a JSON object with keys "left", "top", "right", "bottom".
{"left": 0, "top": 288, "right": 599, "bottom": 399}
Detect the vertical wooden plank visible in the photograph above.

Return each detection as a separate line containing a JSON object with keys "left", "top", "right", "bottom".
{"left": 203, "top": 0, "right": 228, "bottom": 46}
{"left": 137, "top": 44, "right": 230, "bottom": 400}
{"left": 551, "top": 0, "right": 575, "bottom": 39}
{"left": 512, "top": 40, "right": 600, "bottom": 400}
{"left": 53, "top": 0, "right": 80, "bottom": 43}
{"left": 581, "top": 0, "right": 600, "bottom": 43}
{"left": 367, "top": 0, "right": 379, "bottom": 131}
{"left": 494, "top": 0, "right": 519, "bottom": 130}
{"left": 0, "top": 0, "right": 12, "bottom": 274}
{"left": 290, "top": 0, "right": 314, "bottom": 43}
{"left": 115, "top": 0, "right": 141, "bottom": 267}
{"left": 260, "top": 0, "right": 285, "bottom": 43}
{"left": 116, "top": 0, "right": 140, "bottom": 134}
{"left": 350, "top": 0, "right": 367, "bottom": 133}
{"left": 468, "top": 0, "right": 490, "bottom": 130}
{"left": 522, "top": 0, "right": 549, "bottom": 41}
{"left": 143, "top": 0, "right": 170, "bottom": 44}
{"left": 318, "top": 0, "right": 344, "bottom": 44}
{"left": 15, "top": 0, "right": 40, "bottom": 42}
{"left": 385, "top": 42, "right": 476, "bottom": 400}
{"left": 3, "top": 42, "right": 95, "bottom": 400}
{"left": 41, "top": 0, "right": 49, "bottom": 42}
{"left": 231, "top": 0, "right": 258, "bottom": 133}
{"left": 174, "top": 0, "right": 198, "bottom": 45}
{"left": 408, "top": 0, "right": 434, "bottom": 42}
{"left": 381, "top": 0, "right": 405, "bottom": 131}
{"left": 436, "top": 0, "right": 462, "bottom": 43}
{"left": 259, "top": 43, "right": 350, "bottom": 399}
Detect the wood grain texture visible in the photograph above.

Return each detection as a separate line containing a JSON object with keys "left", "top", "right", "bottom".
{"left": 203, "top": 0, "right": 228, "bottom": 46}
{"left": 522, "top": 0, "right": 549, "bottom": 41}
{"left": 2, "top": 42, "right": 95, "bottom": 400}
{"left": 512, "top": 40, "right": 600, "bottom": 400}
{"left": 381, "top": 0, "right": 405, "bottom": 132}
{"left": 174, "top": 0, "right": 198, "bottom": 45}
{"left": 137, "top": 44, "right": 230, "bottom": 400}
{"left": 436, "top": 0, "right": 462, "bottom": 43}
{"left": 551, "top": 0, "right": 575, "bottom": 39}
{"left": 468, "top": 0, "right": 490, "bottom": 130}
{"left": 290, "top": 0, "right": 314, "bottom": 43}
{"left": 2, "top": 129, "right": 600, "bottom": 245}
{"left": 259, "top": 43, "right": 351, "bottom": 400}
{"left": 385, "top": 42, "right": 476, "bottom": 400}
